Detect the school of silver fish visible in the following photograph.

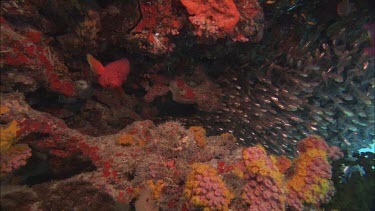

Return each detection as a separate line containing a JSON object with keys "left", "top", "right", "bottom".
{"left": 171, "top": 28, "right": 374, "bottom": 156}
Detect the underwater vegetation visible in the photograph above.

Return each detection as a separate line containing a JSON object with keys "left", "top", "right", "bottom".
{"left": 0, "top": 0, "right": 374, "bottom": 210}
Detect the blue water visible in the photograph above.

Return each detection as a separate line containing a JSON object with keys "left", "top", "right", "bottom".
{"left": 359, "top": 142, "right": 375, "bottom": 153}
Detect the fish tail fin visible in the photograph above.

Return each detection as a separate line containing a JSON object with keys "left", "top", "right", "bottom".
{"left": 87, "top": 54, "right": 105, "bottom": 75}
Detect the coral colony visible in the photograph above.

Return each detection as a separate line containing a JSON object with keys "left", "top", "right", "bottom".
{"left": 0, "top": 0, "right": 374, "bottom": 210}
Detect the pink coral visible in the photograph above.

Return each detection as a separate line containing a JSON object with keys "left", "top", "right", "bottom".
{"left": 242, "top": 176, "right": 285, "bottom": 210}
{"left": 240, "top": 146, "right": 286, "bottom": 210}
{"left": 184, "top": 163, "right": 233, "bottom": 210}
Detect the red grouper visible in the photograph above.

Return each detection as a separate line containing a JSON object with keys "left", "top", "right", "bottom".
{"left": 86, "top": 54, "right": 131, "bottom": 96}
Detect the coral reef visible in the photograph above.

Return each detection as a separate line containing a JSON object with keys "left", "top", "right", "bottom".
{"left": 0, "top": 93, "right": 344, "bottom": 210}
{"left": 0, "top": 18, "right": 76, "bottom": 96}
{"left": 0, "top": 0, "right": 373, "bottom": 210}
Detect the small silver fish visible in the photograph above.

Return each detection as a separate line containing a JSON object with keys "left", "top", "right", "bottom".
{"left": 351, "top": 85, "right": 372, "bottom": 105}
{"left": 351, "top": 118, "right": 367, "bottom": 127}
{"left": 336, "top": 103, "right": 354, "bottom": 117}
{"left": 327, "top": 73, "right": 344, "bottom": 82}
{"left": 339, "top": 93, "right": 354, "bottom": 101}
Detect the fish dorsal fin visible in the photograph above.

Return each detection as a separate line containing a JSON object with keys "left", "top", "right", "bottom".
{"left": 86, "top": 54, "right": 105, "bottom": 75}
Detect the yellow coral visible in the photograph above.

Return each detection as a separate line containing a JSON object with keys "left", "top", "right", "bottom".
{"left": 189, "top": 126, "right": 206, "bottom": 147}
{"left": 146, "top": 179, "right": 165, "bottom": 199}
{"left": 244, "top": 156, "right": 271, "bottom": 176}
{"left": 117, "top": 134, "right": 135, "bottom": 146}
{"left": 233, "top": 167, "right": 244, "bottom": 179}
{"left": 0, "top": 106, "right": 10, "bottom": 115}
{"left": 287, "top": 175, "right": 306, "bottom": 192}
{"left": 0, "top": 120, "right": 19, "bottom": 152}
{"left": 286, "top": 146, "right": 333, "bottom": 205}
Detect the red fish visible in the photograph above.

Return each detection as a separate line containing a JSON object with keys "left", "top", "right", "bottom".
{"left": 86, "top": 54, "right": 130, "bottom": 88}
